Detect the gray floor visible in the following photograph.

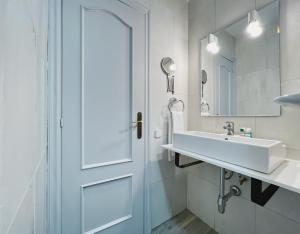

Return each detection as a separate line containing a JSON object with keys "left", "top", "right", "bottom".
{"left": 151, "top": 210, "right": 218, "bottom": 234}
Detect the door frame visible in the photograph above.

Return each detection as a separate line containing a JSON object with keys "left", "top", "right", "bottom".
{"left": 47, "top": 1, "right": 150, "bottom": 233}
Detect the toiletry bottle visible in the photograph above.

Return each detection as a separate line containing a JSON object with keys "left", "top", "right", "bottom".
{"left": 245, "top": 128, "right": 253, "bottom": 138}
{"left": 239, "top": 128, "right": 245, "bottom": 136}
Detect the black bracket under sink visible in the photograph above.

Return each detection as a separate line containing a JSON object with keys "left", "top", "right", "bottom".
{"left": 174, "top": 152, "right": 278, "bottom": 204}
{"left": 251, "top": 178, "right": 279, "bottom": 206}
{"left": 174, "top": 152, "right": 203, "bottom": 168}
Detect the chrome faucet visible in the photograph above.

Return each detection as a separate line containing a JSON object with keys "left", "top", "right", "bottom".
{"left": 223, "top": 121, "right": 234, "bottom": 136}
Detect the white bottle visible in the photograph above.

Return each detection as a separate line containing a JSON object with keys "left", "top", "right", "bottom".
{"left": 240, "top": 127, "right": 253, "bottom": 138}
{"left": 245, "top": 128, "right": 253, "bottom": 138}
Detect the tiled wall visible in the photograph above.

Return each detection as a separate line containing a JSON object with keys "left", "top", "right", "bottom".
{"left": 188, "top": 0, "right": 300, "bottom": 233}
{"left": 146, "top": 0, "right": 189, "bottom": 229}
{"left": 235, "top": 21, "right": 280, "bottom": 116}
{"left": 0, "top": 0, "right": 48, "bottom": 233}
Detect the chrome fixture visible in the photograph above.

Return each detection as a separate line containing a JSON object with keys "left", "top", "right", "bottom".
{"left": 223, "top": 121, "right": 234, "bottom": 136}
{"left": 238, "top": 174, "right": 248, "bottom": 185}
{"left": 201, "top": 69, "right": 208, "bottom": 94}
{"left": 224, "top": 169, "right": 233, "bottom": 180}
{"left": 161, "top": 57, "right": 176, "bottom": 94}
{"left": 218, "top": 168, "right": 241, "bottom": 214}
{"left": 168, "top": 97, "right": 185, "bottom": 112}
{"left": 201, "top": 70, "right": 210, "bottom": 114}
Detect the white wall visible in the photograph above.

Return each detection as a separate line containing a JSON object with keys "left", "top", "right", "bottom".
{"left": 188, "top": 0, "right": 300, "bottom": 233}
{"left": 146, "top": 0, "right": 189, "bottom": 229}
{"left": 0, "top": 0, "right": 48, "bottom": 233}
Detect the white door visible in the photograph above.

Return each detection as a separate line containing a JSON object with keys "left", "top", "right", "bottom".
{"left": 215, "top": 56, "right": 234, "bottom": 115}
{"left": 62, "top": 0, "right": 147, "bottom": 233}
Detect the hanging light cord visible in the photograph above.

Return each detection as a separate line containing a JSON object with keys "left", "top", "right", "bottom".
{"left": 214, "top": 0, "right": 217, "bottom": 32}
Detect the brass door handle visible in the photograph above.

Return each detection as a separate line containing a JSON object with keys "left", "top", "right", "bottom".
{"left": 133, "top": 112, "right": 142, "bottom": 139}
{"left": 132, "top": 120, "right": 143, "bottom": 125}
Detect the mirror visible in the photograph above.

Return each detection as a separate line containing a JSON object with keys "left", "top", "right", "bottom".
{"left": 161, "top": 57, "right": 176, "bottom": 94}
{"left": 200, "top": 0, "right": 280, "bottom": 116}
{"left": 161, "top": 57, "right": 176, "bottom": 76}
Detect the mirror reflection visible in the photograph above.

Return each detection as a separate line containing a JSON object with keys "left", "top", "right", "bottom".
{"left": 200, "top": 0, "right": 280, "bottom": 116}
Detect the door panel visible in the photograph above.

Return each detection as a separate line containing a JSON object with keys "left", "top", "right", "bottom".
{"left": 216, "top": 56, "right": 233, "bottom": 115}
{"left": 82, "top": 7, "right": 133, "bottom": 168}
{"left": 219, "top": 64, "right": 231, "bottom": 115}
{"left": 82, "top": 175, "right": 133, "bottom": 233}
{"left": 62, "top": 1, "right": 146, "bottom": 233}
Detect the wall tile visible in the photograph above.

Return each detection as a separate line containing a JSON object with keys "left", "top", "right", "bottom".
{"left": 187, "top": 174, "right": 218, "bottom": 228}
{"left": 33, "top": 158, "right": 47, "bottom": 234}
{"left": 215, "top": 196, "right": 256, "bottom": 234}
{"left": 265, "top": 187, "right": 300, "bottom": 224}
{"left": 188, "top": 94, "right": 202, "bottom": 130}
{"left": 186, "top": 163, "right": 219, "bottom": 186}
{"left": 256, "top": 205, "right": 300, "bottom": 234}
{"left": 135, "top": 0, "right": 150, "bottom": 8}
{"left": 150, "top": 156, "right": 175, "bottom": 184}
{"left": 150, "top": 172, "right": 187, "bottom": 229}
{"left": 256, "top": 0, "right": 276, "bottom": 8}
{"left": 150, "top": 180, "right": 173, "bottom": 228}
{"left": 216, "top": 0, "right": 252, "bottom": 29}
{"left": 7, "top": 186, "right": 34, "bottom": 234}
{"left": 280, "top": 0, "right": 300, "bottom": 81}
{"left": 255, "top": 107, "right": 300, "bottom": 151}
{"left": 188, "top": 0, "right": 214, "bottom": 39}
{"left": 198, "top": 118, "right": 218, "bottom": 133}
{"left": 188, "top": 38, "right": 202, "bottom": 97}
{"left": 286, "top": 148, "right": 300, "bottom": 161}
{"left": 281, "top": 78, "right": 300, "bottom": 95}
{"left": 150, "top": 0, "right": 189, "bottom": 229}
{"left": 0, "top": 0, "right": 48, "bottom": 233}
{"left": 171, "top": 169, "right": 188, "bottom": 215}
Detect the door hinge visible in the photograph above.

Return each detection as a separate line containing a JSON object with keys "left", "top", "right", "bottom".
{"left": 60, "top": 118, "right": 64, "bottom": 128}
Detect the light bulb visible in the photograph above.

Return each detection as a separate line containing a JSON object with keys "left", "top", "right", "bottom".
{"left": 206, "top": 34, "right": 220, "bottom": 54}
{"left": 247, "top": 21, "right": 263, "bottom": 37}
{"left": 247, "top": 10, "right": 263, "bottom": 38}
{"left": 206, "top": 42, "right": 220, "bottom": 54}
{"left": 169, "top": 64, "right": 176, "bottom": 72}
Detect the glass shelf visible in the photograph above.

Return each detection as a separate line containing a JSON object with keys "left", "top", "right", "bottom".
{"left": 274, "top": 93, "right": 300, "bottom": 107}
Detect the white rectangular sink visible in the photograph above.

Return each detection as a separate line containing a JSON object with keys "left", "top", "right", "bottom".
{"left": 173, "top": 131, "right": 286, "bottom": 174}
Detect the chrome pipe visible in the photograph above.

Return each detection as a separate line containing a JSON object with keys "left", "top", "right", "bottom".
{"left": 218, "top": 168, "right": 241, "bottom": 214}
{"left": 218, "top": 168, "right": 226, "bottom": 214}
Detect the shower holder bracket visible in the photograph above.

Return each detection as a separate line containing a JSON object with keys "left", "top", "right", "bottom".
{"left": 175, "top": 152, "right": 203, "bottom": 168}
{"left": 251, "top": 178, "right": 279, "bottom": 206}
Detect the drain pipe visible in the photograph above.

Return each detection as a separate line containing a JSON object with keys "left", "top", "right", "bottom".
{"left": 217, "top": 168, "right": 241, "bottom": 214}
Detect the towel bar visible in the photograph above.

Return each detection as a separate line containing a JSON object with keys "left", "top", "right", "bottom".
{"left": 168, "top": 98, "right": 185, "bottom": 112}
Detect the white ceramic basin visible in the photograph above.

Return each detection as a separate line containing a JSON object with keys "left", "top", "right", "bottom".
{"left": 173, "top": 131, "right": 286, "bottom": 174}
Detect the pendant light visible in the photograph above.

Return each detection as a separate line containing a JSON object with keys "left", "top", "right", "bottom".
{"left": 207, "top": 0, "right": 220, "bottom": 54}
{"left": 246, "top": 0, "right": 263, "bottom": 38}
{"left": 207, "top": 34, "right": 220, "bottom": 54}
